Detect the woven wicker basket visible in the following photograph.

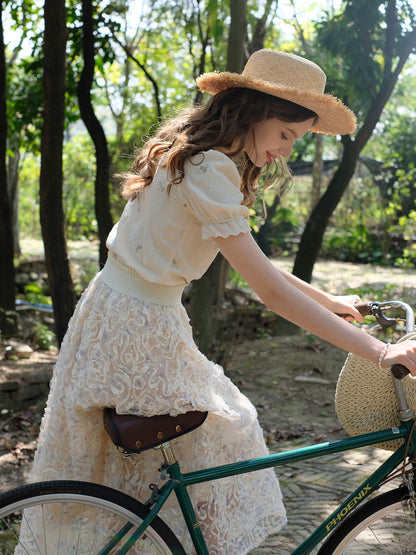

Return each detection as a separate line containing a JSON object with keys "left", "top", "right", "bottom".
{"left": 335, "top": 333, "right": 416, "bottom": 451}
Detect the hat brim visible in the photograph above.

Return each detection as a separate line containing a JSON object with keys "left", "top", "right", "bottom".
{"left": 197, "top": 72, "right": 356, "bottom": 136}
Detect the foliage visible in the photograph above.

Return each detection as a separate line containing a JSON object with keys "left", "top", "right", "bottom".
{"left": 315, "top": 0, "right": 416, "bottom": 115}
{"left": 321, "top": 65, "right": 416, "bottom": 267}
{"left": 322, "top": 226, "right": 384, "bottom": 264}
{"left": 0, "top": 309, "right": 18, "bottom": 338}
{"left": 367, "top": 69, "right": 416, "bottom": 224}
{"left": 71, "top": 257, "right": 100, "bottom": 296}
{"left": 23, "top": 283, "right": 52, "bottom": 306}
{"left": 63, "top": 135, "right": 97, "bottom": 239}
{"left": 4, "top": 0, "right": 416, "bottom": 271}
{"left": 395, "top": 241, "right": 416, "bottom": 268}
{"left": 34, "top": 323, "right": 56, "bottom": 350}
{"left": 18, "top": 137, "right": 97, "bottom": 241}
{"left": 18, "top": 134, "right": 125, "bottom": 241}
{"left": 291, "top": 0, "right": 416, "bottom": 282}
{"left": 17, "top": 153, "right": 40, "bottom": 237}
{"left": 6, "top": 58, "right": 43, "bottom": 152}
{"left": 343, "top": 282, "right": 397, "bottom": 303}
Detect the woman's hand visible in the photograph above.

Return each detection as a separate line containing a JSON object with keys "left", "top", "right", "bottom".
{"left": 328, "top": 294, "right": 364, "bottom": 323}
{"left": 381, "top": 340, "right": 416, "bottom": 377}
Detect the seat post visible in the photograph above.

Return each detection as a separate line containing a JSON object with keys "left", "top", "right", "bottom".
{"left": 160, "top": 442, "right": 177, "bottom": 465}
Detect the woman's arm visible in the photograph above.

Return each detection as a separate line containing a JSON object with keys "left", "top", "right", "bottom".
{"left": 271, "top": 264, "right": 362, "bottom": 320}
{"left": 215, "top": 232, "right": 416, "bottom": 375}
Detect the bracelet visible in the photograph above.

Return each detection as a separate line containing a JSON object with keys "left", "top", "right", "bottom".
{"left": 378, "top": 343, "right": 390, "bottom": 371}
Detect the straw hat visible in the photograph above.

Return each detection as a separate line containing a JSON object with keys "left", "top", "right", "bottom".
{"left": 197, "top": 49, "right": 356, "bottom": 136}
{"left": 335, "top": 333, "right": 416, "bottom": 451}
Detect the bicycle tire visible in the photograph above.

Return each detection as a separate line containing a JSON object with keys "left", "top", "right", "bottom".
{"left": 0, "top": 479, "right": 186, "bottom": 554}
{"left": 318, "top": 485, "right": 416, "bottom": 554}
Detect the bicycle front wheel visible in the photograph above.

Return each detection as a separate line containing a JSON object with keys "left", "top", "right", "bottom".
{"left": 318, "top": 485, "right": 416, "bottom": 554}
{"left": 0, "top": 480, "right": 186, "bottom": 554}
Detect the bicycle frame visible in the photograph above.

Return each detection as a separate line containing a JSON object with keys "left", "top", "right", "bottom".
{"left": 106, "top": 299, "right": 416, "bottom": 555}
{"left": 112, "top": 418, "right": 415, "bottom": 555}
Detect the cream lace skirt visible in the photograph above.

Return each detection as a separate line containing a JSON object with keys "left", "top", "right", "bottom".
{"left": 27, "top": 273, "right": 286, "bottom": 554}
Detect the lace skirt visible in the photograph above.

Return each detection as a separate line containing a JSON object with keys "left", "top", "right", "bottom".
{"left": 27, "top": 273, "right": 286, "bottom": 554}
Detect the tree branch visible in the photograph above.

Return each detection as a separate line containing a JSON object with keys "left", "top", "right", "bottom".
{"left": 111, "top": 33, "right": 162, "bottom": 122}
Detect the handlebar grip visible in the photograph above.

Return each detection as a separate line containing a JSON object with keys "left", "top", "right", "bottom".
{"left": 391, "top": 364, "right": 410, "bottom": 380}
{"left": 355, "top": 302, "right": 373, "bottom": 316}
{"left": 336, "top": 302, "right": 372, "bottom": 319}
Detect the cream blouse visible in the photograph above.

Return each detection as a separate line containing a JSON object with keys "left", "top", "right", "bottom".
{"left": 106, "top": 150, "right": 251, "bottom": 286}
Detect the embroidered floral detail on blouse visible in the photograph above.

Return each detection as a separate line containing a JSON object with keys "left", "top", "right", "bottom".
{"left": 171, "top": 257, "right": 178, "bottom": 267}
{"left": 199, "top": 163, "right": 208, "bottom": 174}
{"left": 135, "top": 243, "right": 143, "bottom": 253}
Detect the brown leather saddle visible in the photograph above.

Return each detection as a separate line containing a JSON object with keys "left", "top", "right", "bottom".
{"left": 103, "top": 407, "right": 208, "bottom": 455}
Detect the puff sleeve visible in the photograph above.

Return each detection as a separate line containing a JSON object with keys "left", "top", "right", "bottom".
{"left": 177, "top": 150, "right": 251, "bottom": 240}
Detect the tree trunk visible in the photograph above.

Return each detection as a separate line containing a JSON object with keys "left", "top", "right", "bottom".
{"left": 188, "top": 0, "right": 247, "bottom": 359}
{"left": 293, "top": 140, "right": 358, "bottom": 282}
{"left": 189, "top": 253, "right": 230, "bottom": 358}
{"left": 254, "top": 189, "right": 282, "bottom": 256}
{"left": 227, "top": 0, "right": 247, "bottom": 72}
{"left": 77, "top": 0, "right": 113, "bottom": 268}
{"left": 0, "top": 0, "right": 17, "bottom": 336}
{"left": 248, "top": 0, "right": 274, "bottom": 56}
{"left": 40, "top": 0, "right": 76, "bottom": 346}
{"left": 7, "top": 146, "right": 21, "bottom": 256}
{"left": 310, "top": 133, "right": 323, "bottom": 211}
{"left": 293, "top": 12, "right": 416, "bottom": 283}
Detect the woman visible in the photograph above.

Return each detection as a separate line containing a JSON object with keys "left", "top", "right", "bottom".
{"left": 26, "top": 49, "right": 416, "bottom": 554}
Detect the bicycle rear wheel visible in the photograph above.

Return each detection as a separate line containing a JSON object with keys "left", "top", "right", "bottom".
{"left": 318, "top": 485, "right": 416, "bottom": 554}
{"left": 0, "top": 480, "right": 185, "bottom": 554}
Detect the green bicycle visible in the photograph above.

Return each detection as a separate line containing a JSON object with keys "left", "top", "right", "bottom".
{"left": 0, "top": 300, "right": 415, "bottom": 554}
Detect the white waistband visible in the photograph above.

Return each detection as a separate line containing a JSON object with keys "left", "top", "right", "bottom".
{"left": 100, "top": 259, "right": 184, "bottom": 307}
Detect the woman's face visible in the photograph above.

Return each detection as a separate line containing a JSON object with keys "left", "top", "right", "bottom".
{"left": 244, "top": 117, "right": 315, "bottom": 167}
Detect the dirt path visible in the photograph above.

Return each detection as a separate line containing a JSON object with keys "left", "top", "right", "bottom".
{"left": 229, "top": 333, "right": 348, "bottom": 445}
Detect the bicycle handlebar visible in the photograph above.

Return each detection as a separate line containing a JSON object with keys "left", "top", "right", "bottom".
{"left": 336, "top": 301, "right": 371, "bottom": 320}
{"left": 337, "top": 301, "right": 412, "bottom": 380}
{"left": 355, "top": 301, "right": 373, "bottom": 316}
{"left": 391, "top": 364, "right": 410, "bottom": 380}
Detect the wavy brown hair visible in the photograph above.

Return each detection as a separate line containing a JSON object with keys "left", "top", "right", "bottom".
{"left": 122, "top": 88, "right": 317, "bottom": 207}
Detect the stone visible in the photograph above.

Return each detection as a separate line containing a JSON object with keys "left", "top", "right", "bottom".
{"left": 5, "top": 341, "right": 34, "bottom": 360}
{"left": 0, "top": 380, "right": 19, "bottom": 392}
{"left": 19, "top": 383, "right": 47, "bottom": 402}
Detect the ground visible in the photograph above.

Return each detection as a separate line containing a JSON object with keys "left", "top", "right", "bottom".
{"left": 229, "top": 333, "right": 349, "bottom": 450}
{"left": 1, "top": 248, "right": 416, "bottom": 550}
